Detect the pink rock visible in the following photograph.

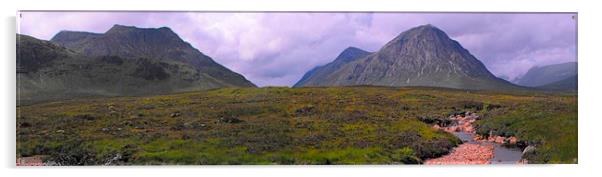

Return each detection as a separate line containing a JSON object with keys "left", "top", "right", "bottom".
{"left": 507, "top": 136, "right": 518, "bottom": 144}
{"left": 495, "top": 136, "right": 505, "bottom": 144}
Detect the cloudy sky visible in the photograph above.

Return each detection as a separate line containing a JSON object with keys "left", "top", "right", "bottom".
{"left": 18, "top": 12, "right": 577, "bottom": 86}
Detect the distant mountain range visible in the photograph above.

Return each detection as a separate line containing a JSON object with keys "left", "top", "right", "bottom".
{"left": 536, "top": 75, "right": 577, "bottom": 91}
{"left": 513, "top": 62, "right": 577, "bottom": 91}
{"left": 294, "top": 24, "right": 521, "bottom": 91}
{"left": 17, "top": 24, "right": 576, "bottom": 104}
{"left": 17, "top": 25, "right": 255, "bottom": 104}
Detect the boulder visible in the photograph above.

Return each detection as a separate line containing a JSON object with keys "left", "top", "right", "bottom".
{"left": 507, "top": 137, "right": 518, "bottom": 145}
{"left": 522, "top": 145, "right": 536, "bottom": 156}
{"left": 494, "top": 136, "right": 505, "bottom": 144}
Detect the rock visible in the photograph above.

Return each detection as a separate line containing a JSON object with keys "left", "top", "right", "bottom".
{"left": 101, "top": 128, "right": 110, "bottom": 132}
{"left": 55, "top": 130, "right": 65, "bottom": 133}
{"left": 446, "top": 126, "right": 458, "bottom": 132}
{"left": 464, "top": 126, "right": 474, "bottom": 133}
{"left": 170, "top": 111, "right": 181, "bottom": 118}
{"left": 474, "top": 134, "right": 484, "bottom": 141}
{"left": 522, "top": 145, "right": 536, "bottom": 156}
{"left": 104, "top": 153, "right": 123, "bottom": 165}
{"left": 507, "top": 137, "right": 518, "bottom": 145}
{"left": 219, "top": 116, "right": 243, "bottom": 123}
{"left": 494, "top": 136, "right": 505, "bottom": 144}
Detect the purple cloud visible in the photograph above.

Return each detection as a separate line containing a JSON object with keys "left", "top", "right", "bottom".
{"left": 18, "top": 12, "right": 576, "bottom": 86}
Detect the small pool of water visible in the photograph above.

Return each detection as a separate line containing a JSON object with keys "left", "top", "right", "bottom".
{"left": 490, "top": 143, "right": 523, "bottom": 164}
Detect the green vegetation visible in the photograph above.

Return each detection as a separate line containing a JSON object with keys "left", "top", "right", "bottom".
{"left": 16, "top": 86, "right": 577, "bottom": 165}
{"left": 474, "top": 95, "right": 578, "bottom": 163}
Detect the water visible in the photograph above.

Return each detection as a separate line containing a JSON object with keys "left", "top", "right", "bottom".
{"left": 453, "top": 132, "right": 477, "bottom": 143}
{"left": 453, "top": 132, "right": 523, "bottom": 164}
{"left": 490, "top": 143, "right": 523, "bottom": 164}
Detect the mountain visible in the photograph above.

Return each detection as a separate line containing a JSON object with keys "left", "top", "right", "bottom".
{"left": 293, "top": 47, "right": 372, "bottom": 87}
{"left": 536, "top": 75, "right": 577, "bottom": 91}
{"left": 294, "top": 24, "right": 520, "bottom": 90}
{"left": 17, "top": 26, "right": 255, "bottom": 104}
{"left": 514, "top": 62, "right": 577, "bottom": 87}
{"left": 50, "top": 24, "right": 255, "bottom": 87}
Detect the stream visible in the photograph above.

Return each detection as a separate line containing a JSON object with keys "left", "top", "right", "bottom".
{"left": 453, "top": 131, "right": 523, "bottom": 164}
{"left": 426, "top": 112, "right": 523, "bottom": 164}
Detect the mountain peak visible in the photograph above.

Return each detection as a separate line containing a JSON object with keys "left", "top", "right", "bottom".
{"left": 105, "top": 24, "right": 134, "bottom": 33}
{"left": 379, "top": 24, "right": 455, "bottom": 53}
{"left": 295, "top": 24, "right": 520, "bottom": 91}
{"left": 341, "top": 46, "right": 366, "bottom": 54}
{"left": 409, "top": 24, "right": 442, "bottom": 32}
{"left": 398, "top": 24, "right": 448, "bottom": 39}
{"left": 417, "top": 24, "right": 436, "bottom": 29}
{"left": 335, "top": 47, "right": 371, "bottom": 63}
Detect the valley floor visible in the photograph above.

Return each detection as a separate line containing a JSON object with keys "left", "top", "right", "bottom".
{"left": 16, "top": 86, "right": 577, "bottom": 165}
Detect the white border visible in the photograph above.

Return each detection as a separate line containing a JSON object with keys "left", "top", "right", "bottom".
{"left": 2, "top": 0, "right": 599, "bottom": 177}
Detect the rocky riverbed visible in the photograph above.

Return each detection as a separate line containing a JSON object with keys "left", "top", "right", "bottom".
{"left": 426, "top": 112, "right": 524, "bottom": 165}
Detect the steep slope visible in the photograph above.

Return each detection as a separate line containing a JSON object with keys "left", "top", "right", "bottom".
{"left": 295, "top": 24, "right": 520, "bottom": 90}
{"left": 50, "top": 24, "right": 255, "bottom": 87}
{"left": 536, "top": 75, "right": 577, "bottom": 91}
{"left": 293, "top": 47, "right": 371, "bottom": 87}
{"left": 514, "top": 62, "right": 577, "bottom": 87}
{"left": 17, "top": 34, "right": 250, "bottom": 104}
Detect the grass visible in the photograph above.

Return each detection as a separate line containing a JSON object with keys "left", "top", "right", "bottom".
{"left": 16, "top": 86, "right": 577, "bottom": 165}
{"left": 473, "top": 96, "right": 578, "bottom": 163}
